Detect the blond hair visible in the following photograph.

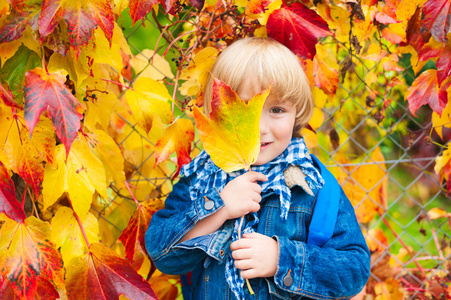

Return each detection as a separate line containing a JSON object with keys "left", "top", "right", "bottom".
{"left": 203, "top": 37, "right": 314, "bottom": 137}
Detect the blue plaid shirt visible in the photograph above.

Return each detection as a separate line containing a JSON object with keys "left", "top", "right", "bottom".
{"left": 181, "top": 137, "right": 324, "bottom": 300}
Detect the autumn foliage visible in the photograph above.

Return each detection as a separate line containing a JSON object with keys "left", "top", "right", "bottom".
{"left": 0, "top": 0, "right": 450, "bottom": 299}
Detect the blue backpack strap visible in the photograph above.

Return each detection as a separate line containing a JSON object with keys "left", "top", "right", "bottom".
{"left": 307, "top": 154, "right": 340, "bottom": 247}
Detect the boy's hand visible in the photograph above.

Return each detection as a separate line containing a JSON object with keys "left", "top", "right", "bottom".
{"left": 220, "top": 171, "right": 267, "bottom": 220}
{"left": 230, "top": 232, "right": 278, "bottom": 279}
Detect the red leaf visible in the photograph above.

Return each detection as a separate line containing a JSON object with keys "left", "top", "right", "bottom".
{"left": 266, "top": 2, "right": 330, "bottom": 59}
{"left": 0, "top": 275, "right": 15, "bottom": 300}
{"left": 128, "top": 0, "right": 158, "bottom": 25}
{"left": 118, "top": 201, "right": 160, "bottom": 271}
{"left": 401, "top": 6, "right": 429, "bottom": 52}
{"left": 38, "top": 0, "right": 114, "bottom": 56}
{"left": 189, "top": 0, "right": 204, "bottom": 11}
{"left": 406, "top": 69, "right": 446, "bottom": 116}
{"left": 24, "top": 68, "right": 83, "bottom": 156}
{"left": 0, "top": 0, "right": 40, "bottom": 43}
{"left": 66, "top": 243, "right": 158, "bottom": 300}
{"left": 0, "top": 83, "right": 21, "bottom": 109}
{"left": 422, "top": 0, "right": 451, "bottom": 43}
{"left": 436, "top": 44, "right": 451, "bottom": 86}
{"left": 0, "top": 161, "right": 26, "bottom": 222}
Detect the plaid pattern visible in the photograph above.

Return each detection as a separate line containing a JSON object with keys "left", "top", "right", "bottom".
{"left": 181, "top": 137, "right": 324, "bottom": 299}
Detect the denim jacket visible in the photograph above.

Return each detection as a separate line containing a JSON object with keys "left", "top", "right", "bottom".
{"left": 145, "top": 156, "right": 370, "bottom": 300}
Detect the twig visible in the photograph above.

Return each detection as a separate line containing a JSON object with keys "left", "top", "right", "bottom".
{"left": 125, "top": 181, "right": 141, "bottom": 206}
{"left": 27, "top": 186, "right": 40, "bottom": 220}
{"left": 431, "top": 228, "right": 444, "bottom": 260}
{"left": 379, "top": 212, "right": 426, "bottom": 278}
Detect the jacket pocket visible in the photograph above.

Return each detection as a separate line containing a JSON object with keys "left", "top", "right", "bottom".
{"left": 259, "top": 191, "right": 314, "bottom": 242}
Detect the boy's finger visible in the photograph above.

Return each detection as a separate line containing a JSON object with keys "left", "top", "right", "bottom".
{"left": 242, "top": 232, "right": 264, "bottom": 239}
{"left": 230, "top": 238, "right": 253, "bottom": 250}
{"left": 246, "top": 171, "right": 268, "bottom": 182}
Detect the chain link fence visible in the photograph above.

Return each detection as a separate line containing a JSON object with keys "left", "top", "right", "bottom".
{"left": 90, "top": 8, "right": 451, "bottom": 299}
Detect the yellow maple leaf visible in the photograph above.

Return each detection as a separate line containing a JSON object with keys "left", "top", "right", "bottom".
{"left": 51, "top": 207, "right": 99, "bottom": 266}
{"left": 87, "top": 129, "right": 126, "bottom": 189}
{"left": 330, "top": 147, "right": 388, "bottom": 223}
{"left": 0, "top": 109, "right": 55, "bottom": 198}
{"left": 193, "top": 78, "right": 269, "bottom": 172}
{"left": 42, "top": 134, "right": 107, "bottom": 220}
{"left": 130, "top": 49, "right": 173, "bottom": 81}
{"left": 179, "top": 47, "right": 218, "bottom": 96}
{"left": 125, "top": 76, "right": 173, "bottom": 133}
{"left": 155, "top": 117, "right": 195, "bottom": 176}
{"left": 427, "top": 207, "right": 451, "bottom": 219}
{"left": 94, "top": 24, "right": 131, "bottom": 74}
{"left": 432, "top": 92, "right": 451, "bottom": 140}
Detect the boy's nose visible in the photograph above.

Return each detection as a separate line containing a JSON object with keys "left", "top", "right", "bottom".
{"left": 259, "top": 114, "right": 269, "bottom": 134}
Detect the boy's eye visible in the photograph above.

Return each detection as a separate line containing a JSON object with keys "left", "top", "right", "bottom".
{"left": 270, "top": 107, "right": 284, "bottom": 114}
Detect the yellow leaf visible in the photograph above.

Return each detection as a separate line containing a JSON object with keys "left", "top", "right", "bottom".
{"left": 94, "top": 24, "right": 130, "bottom": 74}
{"left": 331, "top": 147, "right": 388, "bottom": 223}
{"left": 179, "top": 47, "right": 218, "bottom": 96}
{"left": 427, "top": 207, "right": 451, "bottom": 219}
{"left": 432, "top": 92, "right": 451, "bottom": 140}
{"left": 113, "top": 0, "right": 129, "bottom": 15}
{"left": 374, "top": 278, "right": 405, "bottom": 300}
{"left": 396, "top": 0, "right": 427, "bottom": 25}
{"left": 301, "top": 128, "right": 318, "bottom": 149}
{"left": 87, "top": 129, "right": 126, "bottom": 189}
{"left": 51, "top": 207, "right": 99, "bottom": 266}
{"left": 312, "top": 86, "right": 327, "bottom": 109}
{"left": 382, "top": 23, "right": 406, "bottom": 44}
{"left": 155, "top": 117, "right": 195, "bottom": 176}
{"left": 363, "top": 43, "right": 387, "bottom": 61}
{"left": 125, "top": 76, "right": 173, "bottom": 132}
{"left": 130, "top": 49, "right": 173, "bottom": 81}
{"left": 84, "top": 92, "right": 124, "bottom": 132}
{"left": 434, "top": 147, "right": 451, "bottom": 177}
{"left": 42, "top": 135, "right": 107, "bottom": 220}
{"left": 309, "top": 107, "right": 324, "bottom": 130}
{"left": 193, "top": 78, "right": 269, "bottom": 172}
{"left": 328, "top": 4, "right": 350, "bottom": 43}
{"left": 48, "top": 50, "right": 91, "bottom": 88}
{"left": 257, "top": 0, "right": 282, "bottom": 25}
{"left": 0, "top": 110, "right": 55, "bottom": 197}
{"left": 0, "top": 39, "right": 21, "bottom": 68}
{"left": 254, "top": 26, "right": 267, "bottom": 37}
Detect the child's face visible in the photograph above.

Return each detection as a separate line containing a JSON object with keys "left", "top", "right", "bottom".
{"left": 239, "top": 84, "right": 296, "bottom": 165}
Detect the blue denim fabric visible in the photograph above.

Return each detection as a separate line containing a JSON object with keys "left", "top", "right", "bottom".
{"left": 145, "top": 159, "right": 370, "bottom": 300}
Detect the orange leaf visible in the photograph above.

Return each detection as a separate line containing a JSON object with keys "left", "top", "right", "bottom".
{"left": 118, "top": 201, "right": 160, "bottom": 271}
{"left": 406, "top": 69, "right": 447, "bottom": 116}
{"left": 148, "top": 270, "right": 180, "bottom": 300}
{"left": 65, "top": 243, "right": 157, "bottom": 300}
{"left": 155, "top": 118, "right": 194, "bottom": 177}
{"left": 0, "top": 216, "right": 64, "bottom": 300}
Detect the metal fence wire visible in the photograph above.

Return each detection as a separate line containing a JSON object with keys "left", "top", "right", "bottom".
{"left": 89, "top": 9, "right": 451, "bottom": 299}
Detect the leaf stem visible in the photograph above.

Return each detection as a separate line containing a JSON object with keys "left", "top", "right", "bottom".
{"left": 125, "top": 181, "right": 141, "bottom": 206}
{"left": 100, "top": 78, "right": 131, "bottom": 90}
{"left": 237, "top": 215, "right": 255, "bottom": 295}
{"left": 73, "top": 209, "right": 90, "bottom": 248}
